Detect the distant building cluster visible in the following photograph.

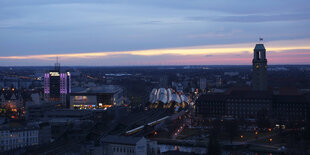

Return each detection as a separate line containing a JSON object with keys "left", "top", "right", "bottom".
{"left": 0, "top": 77, "right": 33, "bottom": 89}
{"left": 0, "top": 90, "right": 23, "bottom": 111}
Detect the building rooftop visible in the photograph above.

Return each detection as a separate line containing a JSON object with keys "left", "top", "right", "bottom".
{"left": 254, "top": 44, "right": 265, "bottom": 50}
{"left": 273, "top": 95, "right": 308, "bottom": 104}
{"left": 101, "top": 135, "right": 143, "bottom": 145}
{"left": 0, "top": 122, "right": 40, "bottom": 131}
{"left": 228, "top": 90, "right": 273, "bottom": 99}
{"left": 197, "top": 94, "right": 226, "bottom": 102}
{"left": 46, "top": 109, "right": 93, "bottom": 116}
{"left": 72, "top": 85, "right": 122, "bottom": 94}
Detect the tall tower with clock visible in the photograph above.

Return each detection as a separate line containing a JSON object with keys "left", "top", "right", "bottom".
{"left": 252, "top": 42, "right": 268, "bottom": 90}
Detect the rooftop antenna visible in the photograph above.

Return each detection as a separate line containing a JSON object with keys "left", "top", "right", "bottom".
{"left": 55, "top": 56, "right": 60, "bottom": 71}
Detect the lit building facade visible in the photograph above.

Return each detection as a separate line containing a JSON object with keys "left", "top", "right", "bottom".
{"left": 70, "top": 85, "right": 123, "bottom": 109}
{"left": 44, "top": 71, "right": 71, "bottom": 106}
{"left": 0, "top": 90, "right": 24, "bottom": 119}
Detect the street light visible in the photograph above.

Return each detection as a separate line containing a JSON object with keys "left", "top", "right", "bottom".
{"left": 255, "top": 131, "right": 258, "bottom": 139}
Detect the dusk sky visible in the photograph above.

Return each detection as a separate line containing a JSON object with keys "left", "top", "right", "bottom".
{"left": 0, "top": 0, "right": 310, "bottom": 66}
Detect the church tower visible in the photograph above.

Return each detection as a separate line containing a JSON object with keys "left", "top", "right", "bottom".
{"left": 252, "top": 43, "right": 268, "bottom": 90}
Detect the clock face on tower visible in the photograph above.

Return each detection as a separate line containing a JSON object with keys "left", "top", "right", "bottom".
{"left": 256, "top": 64, "right": 260, "bottom": 69}
{"left": 265, "top": 65, "right": 267, "bottom": 69}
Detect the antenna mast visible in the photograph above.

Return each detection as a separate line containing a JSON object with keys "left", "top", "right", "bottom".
{"left": 55, "top": 56, "right": 60, "bottom": 71}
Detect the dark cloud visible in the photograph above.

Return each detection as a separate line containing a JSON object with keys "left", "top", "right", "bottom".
{"left": 215, "top": 13, "right": 310, "bottom": 23}
{"left": 189, "top": 13, "right": 310, "bottom": 23}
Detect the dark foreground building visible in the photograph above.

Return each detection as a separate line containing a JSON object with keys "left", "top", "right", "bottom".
{"left": 196, "top": 88, "right": 309, "bottom": 123}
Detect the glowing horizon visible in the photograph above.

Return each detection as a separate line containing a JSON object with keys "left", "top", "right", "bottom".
{"left": 0, "top": 39, "right": 310, "bottom": 66}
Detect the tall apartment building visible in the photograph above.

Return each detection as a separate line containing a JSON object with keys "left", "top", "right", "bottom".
{"left": 44, "top": 58, "right": 71, "bottom": 107}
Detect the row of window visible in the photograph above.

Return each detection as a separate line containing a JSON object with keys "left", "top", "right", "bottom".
{"left": 0, "top": 139, "right": 38, "bottom": 151}
{"left": 227, "top": 99, "right": 270, "bottom": 102}
{"left": 228, "top": 107, "right": 269, "bottom": 110}
{"left": 112, "top": 146, "right": 135, "bottom": 154}
{"left": 0, "top": 137, "right": 38, "bottom": 145}
{"left": 228, "top": 111, "right": 257, "bottom": 115}
{"left": 0, "top": 131, "right": 38, "bottom": 138}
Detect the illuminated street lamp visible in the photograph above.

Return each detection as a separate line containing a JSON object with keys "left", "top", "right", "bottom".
{"left": 269, "top": 138, "right": 272, "bottom": 142}
{"left": 255, "top": 131, "right": 258, "bottom": 139}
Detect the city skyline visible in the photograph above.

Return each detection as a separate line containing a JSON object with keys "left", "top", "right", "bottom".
{"left": 1, "top": 0, "right": 310, "bottom": 66}
{"left": 1, "top": 1, "right": 310, "bottom": 154}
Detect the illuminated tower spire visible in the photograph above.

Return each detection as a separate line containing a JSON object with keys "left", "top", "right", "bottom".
{"left": 252, "top": 38, "right": 268, "bottom": 90}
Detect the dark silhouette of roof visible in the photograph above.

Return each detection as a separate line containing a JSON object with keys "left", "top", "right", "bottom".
{"left": 101, "top": 135, "right": 143, "bottom": 145}
{"left": 227, "top": 90, "right": 272, "bottom": 99}
{"left": 273, "top": 95, "right": 308, "bottom": 104}
{"left": 255, "top": 44, "right": 265, "bottom": 50}
{"left": 197, "top": 94, "right": 226, "bottom": 102}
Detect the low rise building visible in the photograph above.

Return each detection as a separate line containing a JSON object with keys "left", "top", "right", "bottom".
{"left": 26, "top": 102, "right": 93, "bottom": 123}
{"left": 0, "top": 123, "right": 39, "bottom": 152}
{"left": 45, "top": 110, "right": 93, "bottom": 123}
{"left": 101, "top": 135, "right": 158, "bottom": 155}
{"left": 25, "top": 102, "right": 56, "bottom": 121}
{"left": 70, "top": 85, "right": 123, "bottom": 109}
